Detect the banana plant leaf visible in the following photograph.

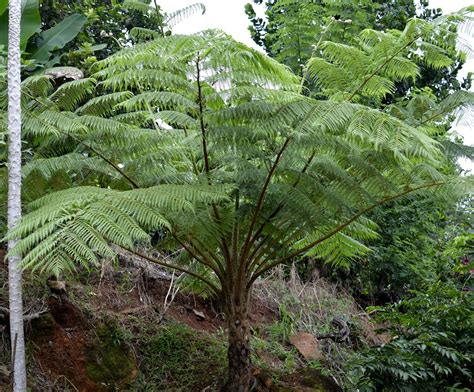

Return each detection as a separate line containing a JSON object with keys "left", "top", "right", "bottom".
{"left": 29, "top": 14, "right": 87, "bottom": 64}
{"left": 0, "top": 0, "right": 41, "bottom": 50}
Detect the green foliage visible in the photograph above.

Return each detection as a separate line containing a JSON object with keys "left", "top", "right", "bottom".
{"left": 3, "top": 21, "right": 472, "bottom": 288}
{"left": 245, "top": 0, "right": 469, "bottom": 100}
{"left": 0, "top": 1, "right": 205, "bottom": 74}
{"left": 37, "top": 0, "right": 205, "bottom": 70}
{"left": 0, "top": 0, "right": 86, "bottom": 71}
{"left": 7, "top": 184, "right": 228, "bottom": 276}
{"left": 351, "top": 281, "right": 474, "bottom": 391}
{"left": 85, "top": 322, "right": 136, "bottom": 386}
{"left": 29, "top": 14, "right": 87, "bottom": 67}
{"left": 129, "top": 322, "right": 227, "bottom": 391}
{"left": 349, "top": 196, "right": 450, "bottom": 302}
{"left": 304, "top": 18, "right": 469, "bottom": 106}
{"left": 245, "top": 0, "right": 440, "bottom": 73}
{"left": 1, "top": 32, "right": 462, "bottom": 278}
{"left": 0, "top": 0, "right": 41, "bottom": 50}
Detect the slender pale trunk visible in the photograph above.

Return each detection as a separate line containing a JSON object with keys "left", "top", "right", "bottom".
{"left": 224, "top": 290, "right": 252, "bottom": 392}
{"left": 7, "top": 0, "right": 27, "bottom": 390}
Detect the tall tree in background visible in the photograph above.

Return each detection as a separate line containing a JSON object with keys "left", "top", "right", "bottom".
{"left": 6, "top": 0, "right": 27, "bottom": 390}
{"left": 36, "top": 0, "right": 205, "bottom": 69}
{"left": 245, "top": 0, "right": 468, "bottom": 100}
{"left": 246, "top": 0, "right": 473, "bottom": 303}
{"left": 245, "top": 0, "right": 440, "bottom": 68}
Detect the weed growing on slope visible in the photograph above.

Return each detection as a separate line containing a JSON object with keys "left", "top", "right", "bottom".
{"left": 129, "top": 321, "right": 227, "bottom": 391}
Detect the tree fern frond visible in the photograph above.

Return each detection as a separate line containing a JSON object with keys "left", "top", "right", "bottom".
{"left": 22, "top": 75, "right": 54, "bottom": 98}
{"left": 22, "top": 154, "right": 112, "bottom": 180}
{"left": 122, "top": 0, "right": 153, "bottom": 14}
{"left": 130, "top": 27, "right": 162, "bottom": 42}
{"left": 118, "top": 91, "right": 199, "bottom": 112}
{"left": 165, "top": 3, "right": 206, "bottom": 28}
{"left": 319, "top": 41, "right": 370, "bottom": 74}
{"left": 6, "top": 183, "right": 229, "bottom": 274}
{"left": 76, "top": 91, "right": 134, "bottom": 116}
{"left": 305, "top": 57, "right": 351, "bottom": 92}
{"left": 50, "top": 78, "right": 96, "bottom": 111}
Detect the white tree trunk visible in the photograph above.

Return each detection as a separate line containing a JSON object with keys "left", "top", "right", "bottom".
{"left": 7, "top": 0, "right": 27, "bottom": 390}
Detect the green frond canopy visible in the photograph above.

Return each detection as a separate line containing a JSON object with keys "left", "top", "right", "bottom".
{"left": 6, "top": 28, "right": 473, "bottom": 282}
{"left": 304, "top": 18, "right": 467, "bottom": 104}
{"left": 6, "top": 184, "right": 229, "bottom": 276}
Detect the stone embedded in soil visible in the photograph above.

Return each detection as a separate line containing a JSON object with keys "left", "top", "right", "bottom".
{"left": 289, "top": 332, "right": 324, "bottom": 361}
{"left": 192, "top": 308, "right": 206, "bottom": 320}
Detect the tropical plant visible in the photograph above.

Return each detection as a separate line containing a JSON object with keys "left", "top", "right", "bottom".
{"left": 5, "top": 0, "right": 27, "bottom": 390}
{"left": 247, "top": 0, "right": 473, "bottom": 304}
{"left": 37, "top": 0, "right": 205, "bottom": 68}
{"left": 0, "top": 0, "right": 87, "bottom": 70}
{"left": 346, "top": 195, "right": 449, "bottom": 303}
{"left": 245, "top": 1, "right": 440, "bottom": 73}
{"left": 351, "top": 281, "right": 474, "bottom": 391}
{"left": 0, "top": 0, "right": 41, "bottom": 51}
{"left": 245, "top": 0, "right": 469, "bottom": 99}
{"left": 2, "top": 14, "right": 474, "bottom": 391}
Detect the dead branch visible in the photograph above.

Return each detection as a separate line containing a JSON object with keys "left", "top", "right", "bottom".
{"left": 0, "top": 306, "right": 49, "bottom": 322}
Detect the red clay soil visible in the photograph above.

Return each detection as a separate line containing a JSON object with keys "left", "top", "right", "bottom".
{"left": 82, "top": 268, "right": 278, "bottom": 334}
{"left": 29, "top": 298, "right": 104, "bottom": 392}
{"left": 1, "top": 256, "right": 279, "bottom": 391}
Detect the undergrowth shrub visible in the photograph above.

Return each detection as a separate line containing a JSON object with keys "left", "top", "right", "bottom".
{"left": 252, "top": 265, "right": 384, "bottom": 388}
{"left": 351, "top": 281, "right": 474, "bottom": 391}
{"left": 129, "top": 322, "right": 227, "bottom": 391}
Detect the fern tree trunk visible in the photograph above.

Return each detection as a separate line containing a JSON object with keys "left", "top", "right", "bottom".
{"left": 224, "top": 289, "right": 252, "bottom": 392}
{"left": 7, "top": 0, "right": 27, "bottom": 390}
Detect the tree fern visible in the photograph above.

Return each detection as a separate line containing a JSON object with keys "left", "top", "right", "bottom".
{"left": 1, "top": 19, "right": 473, "bottom": 390}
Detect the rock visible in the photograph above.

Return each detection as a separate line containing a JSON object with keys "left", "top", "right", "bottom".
{"left": 289, "top": 332, "right": 324, "bottom": 361}
{"left": 85, "top": 323, "right": 138, "bottom": 387}
{"left": 192, "top": 309, "right": 206, "bottom": 320}
{"left": 44, "top": 66, "right": 83, "bottom": 81}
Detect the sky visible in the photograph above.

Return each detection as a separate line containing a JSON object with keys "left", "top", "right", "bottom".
{"left": 162, "top": 0, "right": 473, "bottom": 170}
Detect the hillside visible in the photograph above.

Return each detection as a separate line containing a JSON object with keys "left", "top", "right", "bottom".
{"left": 0, "top": 248, "right": 384, "bottom": 391}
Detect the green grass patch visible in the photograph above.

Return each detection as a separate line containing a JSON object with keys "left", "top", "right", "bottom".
{"left": 129, "top": 321, "right": 227, "bottom": 391}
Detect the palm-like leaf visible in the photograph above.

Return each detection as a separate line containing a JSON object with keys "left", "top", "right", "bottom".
{"left": 0, "top": 27, "right": 471, "bottom": 284}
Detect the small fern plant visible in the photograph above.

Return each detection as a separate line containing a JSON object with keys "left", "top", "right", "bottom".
{"left": 2, "top": 14, "right": 473, "bottom": 391}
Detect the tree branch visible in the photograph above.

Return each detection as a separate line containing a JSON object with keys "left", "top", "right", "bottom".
{"left": 249, "top": 181, "right": 445, "bottom": 286}
{"left": 195, "top": 55, "right": 232, "bottom": 268}
{"left": 246, "top": 150, "right": 316, "bottom": 268}
{"left": 119, "top": 246, "right": 221, "bottom": 295}
{"left": 238, "top": 138, "right": 291, "bottom": 283}
{"left": 172, "top": 234, "right": 227, "bottom": 292}
{"left": 0, "top": 306, "right": 48, "bottom": 322}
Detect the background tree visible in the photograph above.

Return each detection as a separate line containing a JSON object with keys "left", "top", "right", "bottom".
{"left": 246, "top": 1, "right": 439, "bottom": 76}
{"left": 352, "top": 276, "right": 473, "bottom": 390}
{"left": 6, "top": 0, "right": 27, "bottom": 390}
{"left": 0, "top": 0, "right": 88, "bottom": 72}
{"left": 246, "top": 0, "right": 474, "bottom": 303}
{"left": 0, "top": 1, "right": 205, "bottom": 75}
{"left": 37, "top": 0, "right": 205, "bottom": 70}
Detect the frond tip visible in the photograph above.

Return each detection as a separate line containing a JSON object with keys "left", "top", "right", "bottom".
{"left": 5, "top": 185, "right": 228, "bottom": 275}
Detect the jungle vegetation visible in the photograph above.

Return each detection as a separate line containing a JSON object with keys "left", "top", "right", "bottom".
{"left": 0, "top": 1, "right": 473, "bottom": 391}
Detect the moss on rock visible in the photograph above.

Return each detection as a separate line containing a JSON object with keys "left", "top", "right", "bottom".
{"left": 85, "top": 323, "right": 137, "bottom": 388}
